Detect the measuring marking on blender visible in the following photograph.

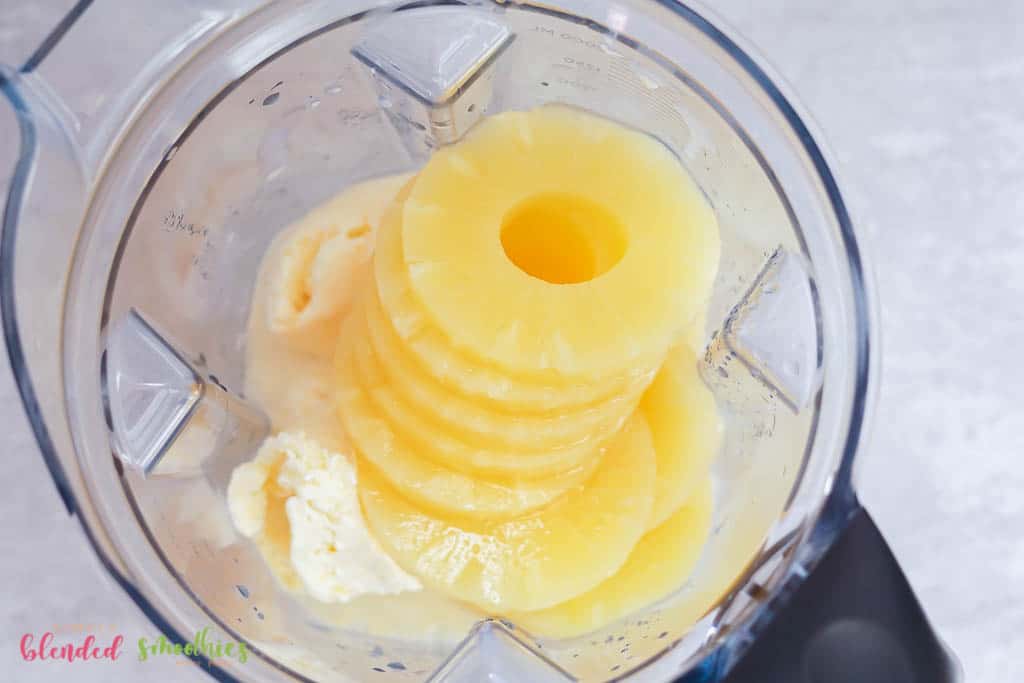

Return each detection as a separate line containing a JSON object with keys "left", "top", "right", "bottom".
{"left": 530, "top": 25, "right": 605, "bottom": 51}
{"left": 562, "top": 56, "right": 602, "bottom": 71}
{"left": 161, "top": 209, "right": 210, "bottom": 240}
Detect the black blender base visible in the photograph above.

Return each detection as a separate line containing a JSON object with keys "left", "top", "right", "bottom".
{"left": 719, "top": 507, "right": 961, "bottom": 683}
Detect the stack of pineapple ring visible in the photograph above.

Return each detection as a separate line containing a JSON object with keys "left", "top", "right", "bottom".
{"left": 335, "top": 106, "right": 723, "bottom": 636}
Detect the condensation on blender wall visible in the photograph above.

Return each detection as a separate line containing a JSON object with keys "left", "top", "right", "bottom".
{"left": 351, "top": 5, "right": 515, "bottom": 161}
{"left": 103, "top": 309, "right": 269, "bottom": 483}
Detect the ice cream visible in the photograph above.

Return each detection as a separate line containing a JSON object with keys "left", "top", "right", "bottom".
{"left": 243, "top": 173, "right": 411, "bottom": 452}
{"left": 227, "top": 432, "right": 419, "bottom": 603}
{"left": 228, "top": 174, "right": 421, "bottom": 604}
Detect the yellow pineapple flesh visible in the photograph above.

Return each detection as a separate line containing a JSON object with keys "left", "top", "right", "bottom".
{"left": 323, "top": 106, "right": 722, "bottom": 635}
{"left": 373, "top": 184, "right": 659, "bottom": 412}
{"left": 358, "top": 359, "right": 604, "bottom": 482}
{"left": 361, "top": 285, "right": 640, "bottom": 452}
{"left": 399, "top": 107, "right": 720, "bottom": 379}
{"left": 358, "top": 413, "right": 658, "bottom": 612}
{"left": 644, "top": 345, "right": 723, "bottom": 528}
{"left": 510, "top": 478, "right": 713, "bottom": 638}
{"left": 337, "top": 339, "right": 602, "bottom": 521}
{"left": 349, "top": 311, "right": 605, "bottom": 479}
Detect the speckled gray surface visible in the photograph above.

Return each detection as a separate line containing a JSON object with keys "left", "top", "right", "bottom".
{"left": 1, "top": 1, "right": 1021, "bottom": 681}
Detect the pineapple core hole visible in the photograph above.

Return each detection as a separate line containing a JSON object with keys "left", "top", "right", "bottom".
{"left": 500, "top": 193, "right": 627, "bottom": 284}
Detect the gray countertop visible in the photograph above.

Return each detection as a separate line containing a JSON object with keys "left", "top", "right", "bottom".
{"left": 1, "top": 1, "right": 1021, "bottom": 681}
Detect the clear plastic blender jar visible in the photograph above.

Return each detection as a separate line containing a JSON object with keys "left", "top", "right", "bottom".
{"left": 1, "top": 1, "right": 960, "bottom": 681}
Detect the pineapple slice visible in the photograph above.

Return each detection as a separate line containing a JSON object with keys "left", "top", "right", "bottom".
{"left": 510, "top": 478, "right": 713, "bottom": 638}
{"left": 349, "top": 310, "right": 604, "bottom": 479}
{"left": 358, "top": 413, "right": 658, "bottom": 612}
{"left": 361, "top": 285, "right": 640, "bottom": 452}
{"left": 374, "top": 179, "right": 659, "bottom": 412}
{"left": 336, "top": 341, "right": 601, "bottom": 520}
{"left": 400, "top": 106, "right": 720, "bottom": 379}
{"left": 644, "top": 345, "right": 723, "bottom": 528}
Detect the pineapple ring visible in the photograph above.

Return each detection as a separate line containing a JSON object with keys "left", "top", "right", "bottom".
{"left": 400, "top": 106, "right": 720, "bottom": 379}
{"left": 336, "top": 341, "right": 602, "bottom": 521}
{"left": 510, "top": 478, "right": 713, "bottom": 638}
{"left": 349, "top": 310, "right": 606, "bottom": 479}
{"left": 358, "top": 412, "right": 658, "bottom": 612}
{"left": 361, "top": 285, "right": 640, "bottom": 452}
{"left": 374, "top": 182, "right": 659, "bottom": 412}
{"left": 645, "top": 345, "right": 723, "bottom": 528}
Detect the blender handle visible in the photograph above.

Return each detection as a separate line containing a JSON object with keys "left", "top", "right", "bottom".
{"left": 716, "top": 506, "right": 962, "bottom": 683}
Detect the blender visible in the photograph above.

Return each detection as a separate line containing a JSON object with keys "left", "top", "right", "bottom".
{"left": 0, "top": 0, "right": 962, "bottom": 681}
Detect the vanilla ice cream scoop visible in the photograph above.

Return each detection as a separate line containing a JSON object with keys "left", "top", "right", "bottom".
{"left": 228, "top": 432, "right": 420, "bottom": 603}
{"left": 243, "top": 174, "right": 411, "bottom": 452}
{"left": 263, "top": 175, "right": 410, "bottom": 355}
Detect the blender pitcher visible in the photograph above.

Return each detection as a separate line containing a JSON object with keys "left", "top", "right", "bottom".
{"left": 1, "top": 1, "right": 961, "bottom": 681}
